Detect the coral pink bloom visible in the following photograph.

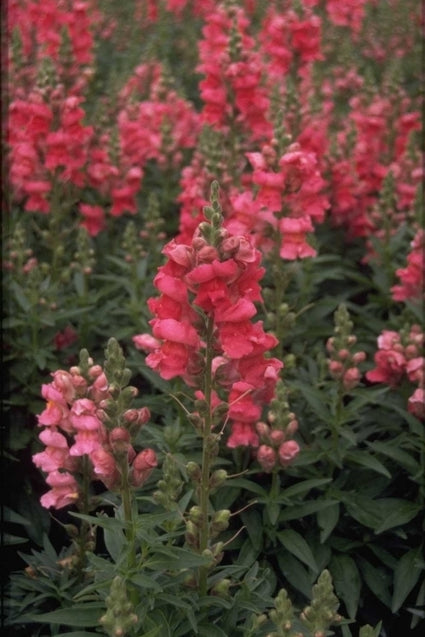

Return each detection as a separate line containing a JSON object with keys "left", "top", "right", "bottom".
{"left": 406, "top": 358, "right": 424, "bottom": 385}
{"left": 51, "top": 370, "right": 77, "bottom": 402}
{"left": 33, "top": 429, "right": 71, "bottom": 473}
{"left": 228, "top": 381, "right": 261, "bottom": 423}
{"left": 40, "top": 471, "right": 80, "bottom": 510}
{"left": 23, "top": 181, "right": 51, "bottom": 213}
{"left": 79, "top": 204, "right": 106, "bottom": 237}
{"left": 279, "top": 216, "right": 317, "bottom": 259}
{"left": 408, "top": 388, "right": 425, "bottom": 420}
{"left": 90, "top": 448, "right": 120, "bottom": 490}
{"left": 70, "top": 398, "right": 103, "bottom": 431}
{"left": 131, "top": 448, "right": 158, "bottom": 487}
{"left": 133, "top": 334, "right": 161, "bottom": 352}
{"left": 366, "top": 350, "right": 406, "bottom": 387}
{"left": 145, "top": 342, "right": 190, "bottom": 380}
{"left": 377, "top": 330, "right": 402, "bottom": 351}
{"left": 151, "top": 318, "right": 200, "bottom": 347}
{"left": 69, "top": 430, "right": 103, "bottom": 456}
{"left": 38, "top": 385, "right": 70, "bottom": 428}
{"left": 227, "top": 421, "right": 259, "bottom": 448}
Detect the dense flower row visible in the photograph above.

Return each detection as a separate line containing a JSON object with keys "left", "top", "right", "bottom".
{"left": 34, "top": 361, "right": 156, "bottom": 508}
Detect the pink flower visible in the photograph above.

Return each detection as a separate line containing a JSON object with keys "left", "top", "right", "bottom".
{"left": 131, "top": 448, "right": 157, "bottom": 487}
{"left": 227, "top": 421, "right": 259, "bottom": 448}
{"left": 33, "top": 430, "right": 72, "bottom": 473}
{"left": 366, "top": 349, "right": 406, "bottom": 387}
{"left": 151, "top": 318, "right": 200, "bottom": 347}
{"left": 38, "top": 384, "right": 70, "bottom": 428}
{"left": 54, "top": 326, "right": 78, "bottom": 351}
{"left": 279, "top": 216, "right": 317, "bottom": 260}
{"left": 408, "top": 388, "right": 425, "bottom": 420}
{"left": 40, "top": 471, "right": 79, "bottom": 510}
{"left": 79, "top": 204, "right": 106, "bottom": 237}
{"left": 90, "top": 448, "right": 120, "bottom": 490}
{"left": 133, "top": 333, "right": 161, "bottom": 352}
{"left": 70, "top": 399, "right": 103, "bottom": 431}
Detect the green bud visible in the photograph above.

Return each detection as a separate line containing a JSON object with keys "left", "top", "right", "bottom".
{"left": 211, "top": 578, "right": 231, "bottom": 597}
{"left": 186, "top": 461, "right": 201, "bottom": 481}
{"left": 209, "top": 469, "right": 227, "bottom": 489}
{"left": 188, "top": 506, "right": 203, "bottom": 524}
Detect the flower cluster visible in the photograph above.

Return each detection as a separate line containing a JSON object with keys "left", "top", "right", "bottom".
{"left": 366, "top": 325, "right": 424, "bottom": 419}
{"left": 33, "top": 344, "right": 157, "bottom": 509}
{"left": 134, "top": 184, "right": 284, "bottom": 450}
{"left": 326, "top": 304, "right": 366, "bottom": 391}
{"left": 255, "top": 381, "right": 300, "bottom": 473}
{"left": 391, "top": 228, "right": 424, "bottom": 303}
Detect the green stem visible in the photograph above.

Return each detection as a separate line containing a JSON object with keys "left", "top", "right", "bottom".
{"left": 75, "top": 456, "right": 91, "bottom": 582}
{"left": 119, "top": 456, "right": 138, "bottom": 607}
{"left": 198, "top": 316, "right": 215, "bottom": 596}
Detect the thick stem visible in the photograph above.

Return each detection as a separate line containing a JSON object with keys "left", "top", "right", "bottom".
{"left": 198, "top": 316, "right": 215, "bottom": 596}
{"left": 118, "top": 456, "right": 138, "bottom": 608}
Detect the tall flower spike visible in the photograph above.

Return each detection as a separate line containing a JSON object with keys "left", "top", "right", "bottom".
{"left": 133, "top": 181, "right": 283, "bottom": 449}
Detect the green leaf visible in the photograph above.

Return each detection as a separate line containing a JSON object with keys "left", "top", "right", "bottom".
{"left": 196, "top": 624, "right": 228, "bottom": 637}
{"left": 278, "top": 530, "right": 318, "bottom": 573}
{"left": 131, "top": 572, "right": 163, "bottom": 592}
{"left": 317, "top": 503, "right": 340, "bottom": 544}
{"left": 345, "top": 450, "right": 391, "bottom": 478}
{"left": 241, "top": 509, "right": 263, "bottom": 551}
{"left": 10, "top": 281, "right": 31, "bottom": 312}
{"left": 289, "top": 381, "right": 332, "bottom": 424}
{"left": 235, "top": 538, "right": 261, "bottom": 567}
{"left": 145, "top": 546, "right": 212, "bottom": 570}
{"left": 103, "top": 526, "right": 125, "bottom": 562}
{"left": 359, "top": 622, "right": 382, "bottom": 637}
{"left": 281, "top": 478, "right": 332, "bottom": 499}
{"left": 392, "top": 547, "right": 423, "bottom": 613}
{"left": 226, "top": 478, "right": 267, "bottom": 497}
{"left": 279, "top": 499, "right": 339, "bottom": 522}
{"left": 359, "top": 559, "right": 392, "bottom": 608}
{"left": 276, "top": 551, "right": 313, "bottom": 599}
{"left": 367, "top": 441, "right": 420, "bottom": 475}
{"left": 3, "top": 533, "right": 29, "bottom": 545}
{"left": 374, "top": 499, "right": 421, "bottom": 534}
{"left": 27, "top": 605, "right": 105, "bottom": 626}
{"left": 330, "top": 554, "right": 361, "bottom": 619}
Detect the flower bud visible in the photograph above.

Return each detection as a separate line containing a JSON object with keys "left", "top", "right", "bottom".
{"left": 210, "top": 509, "right": 231, "bottom": 535}
{"left": 256, "top": 421, "right": 271, "bottom": 439}
{"left": 186, "top": 461, "right": 201, "bottom": 481}
{"left": 257, "top": 445, "right": 276, "bottom": 472}
{"left": 209, "top": 469, "right": 227, "bottom": 489}
{"left": 270, "top": 429, "right": 285, "bottom": 445}
{"left": 352, "top": 351, "right": 366, "bottom": 364}
{"left": 211, "top": 578, "right": 231, "bottom": 597}
{"left": 188, "top": 506, "right": 203, "bottom": 524}
{"left": 343, "top": 367, "right": 361, "bottom": 390}
{"left": 278, "top": 440, "right": 300, "bottom": 466}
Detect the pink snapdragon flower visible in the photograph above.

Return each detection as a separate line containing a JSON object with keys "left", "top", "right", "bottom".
{"left": 391, "top": 229, "right": 424, "bottom": 303}
{"left": 134, "top": 194, "right": 283, "bottom": 449}
{"left": 367, "top": 325, "right": 424, "bottom": 418}
{"left": 35, "top": 355, "right": 156, "bottom": 509}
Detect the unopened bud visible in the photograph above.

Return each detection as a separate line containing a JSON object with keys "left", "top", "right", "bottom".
{"left": 211, "top": 578, "right": 231, "bottom": 597}
{"left": 209, "top": 469, "right": 227, "bottom": 489}
{"left": 186, "top": 462, "right": 201, "bottom": 481}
